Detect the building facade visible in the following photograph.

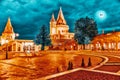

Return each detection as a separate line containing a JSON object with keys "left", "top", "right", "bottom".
{"left": 77, "top": 31, "right": 120, "bottom": 51}
{"left": 92, "top": 32, "right": 120, "bottom": 50}
{"left": 0, "top": 18, "right": 40, "bottom": 52}
{"left": 49, "top": 7, "right": 77, "bottom": 50}
{"left": 0, "top": 18, "right": 15, "bottom": 45}
{"left": 50, "top": 7, "right": 74, "bottom": 43}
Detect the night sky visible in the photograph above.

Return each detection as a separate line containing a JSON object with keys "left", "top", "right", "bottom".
{"left": 0, "top": 0, "right": 120, "bottom": 39}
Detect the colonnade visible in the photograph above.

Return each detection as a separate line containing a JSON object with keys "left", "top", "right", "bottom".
{"left": 78, "top": 42, "right": 120, "bottom": 51}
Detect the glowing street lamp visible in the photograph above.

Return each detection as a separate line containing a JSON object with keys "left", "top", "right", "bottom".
{"left": 15, "top": 33, "right": 19, "bottom": 37}
{"left": 15, "top": 33, "right": 19, "bottom": 39}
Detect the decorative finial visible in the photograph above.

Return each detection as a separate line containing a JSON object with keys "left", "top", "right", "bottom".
{"left": 60, "top": 6, "right": 62, "bottom": 11}
{"left": 8, "top": 17, "right": 11, "bottom": 22}
{"left": 52, "top": 13, "right": 54, "bottom": 17}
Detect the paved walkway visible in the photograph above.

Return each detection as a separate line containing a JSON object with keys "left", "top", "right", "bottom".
{"left": 1, "top": 50, "right": 120, "bottom": 79}
{"left": 39, "top": 68, "right": 120, "bottom": 80}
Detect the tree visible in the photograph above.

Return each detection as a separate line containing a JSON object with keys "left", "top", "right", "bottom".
{"left": 74, "top": 17, "right": 98, "bottom": 47}
{"left": 70, "top": 62, "right": 73, "bottom": 69}
{"left": 35, "top": 25, "right": 51, "bottom": 50}
{"left": 67, "top": 61, "right": 71, "bottom": 70}
{"left": 56, "top": 67, "right": 60, "bottom": 73}
{"left": 88, "top": 57, "right": 92, "bottom": 67}
{"left": 67, "top": 61, "right": 73, "bottom": 70}
{"left": 81, "top": 58, "right": 85, "bottom": 67}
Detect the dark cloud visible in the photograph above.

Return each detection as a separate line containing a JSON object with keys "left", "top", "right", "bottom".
{"left": 0, "top": 0, "right": 120, "bottom": 39}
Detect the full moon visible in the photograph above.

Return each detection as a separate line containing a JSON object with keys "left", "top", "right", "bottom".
{"left": 95, "top": 10, "right": 107, "bottom": 21}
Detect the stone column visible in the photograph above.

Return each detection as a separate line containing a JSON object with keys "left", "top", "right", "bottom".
{"left": 85, "top": 44, "right": 86, "bottom": 50}
{"left": 35, "top": 45, "right": 38, "bottom": 52}
{"left": 106, "top": 43, "right": 109, "bottom": 50}
{"left": 103, "top": 43, "right": 107, "bottom": 50}
{"left": 116, "top": 42, "right": 118, "bottom": 51}
{"left": 113, "top": 42, "right": 116, "bottom": 50}
{"left": 87, "top": 44, "right": 89, "bottom": 50}
{"left": 108, "top": 42, "right": 110, "bottom": 50}
{"left": 88, "top": 44, "right": 91, "bottom": 50}
{"left": 21, "top": 42, "right": 24, "bottom": 52}
{"left": 12, "top": 44, "right": 14, "bottom": 52}
{"left": 118, "top": 42, "right": 120, "bottom": 50}
{"left": 91, "top": 44, "right": 94, "bottom": 50}
{"left": 78, "top": 45, "right": 80, "bottom": 50}
{"left": 93, "top": 43, "right": 96, "bottom": 50}
{"left": 111, "top": 43, "right": 113, "bottom": 49}
{"left": 100, "top": 42, "right": 103, "bottom": 50}
{"left": 110, "top": 43, "right": 112, "bottom": 50}
{"left": 15, "top": 42, "right": 18, "bottom": 52}
{"left": 96, "top": 43, "right": 99, "bottom": 50}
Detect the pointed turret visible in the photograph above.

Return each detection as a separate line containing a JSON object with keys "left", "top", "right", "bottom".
{"left": 50, "top": 13, "right": 56, "bottom": 36}
{"left": 3, "top": 18, "right": 14, "bottom": 33}
{"left": 1, "top": 18, "right": 15, "bottom": 45}
{"left": 57, "top": 7, "right": 66, "bottom": 25}
{"left": 50, "top": 13, "right": 55, "bottom": 22}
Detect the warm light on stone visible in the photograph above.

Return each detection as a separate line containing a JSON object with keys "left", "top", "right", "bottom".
{"left": 0, "top": 18, "right": 41, "bottom": 52}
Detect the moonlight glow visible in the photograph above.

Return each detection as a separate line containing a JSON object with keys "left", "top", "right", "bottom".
{"left": 95, "top": 10, "right": 107, "bottom": 21}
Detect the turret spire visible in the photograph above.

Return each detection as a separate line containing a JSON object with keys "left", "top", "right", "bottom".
{"left": 50, "top": 13, "right": 55, "bottom": 22}
{"left": 3, "top": 18, "right": 14, "bottom": 33}
{"left": 57, "top": 7, "right": 66, "bottom": 25}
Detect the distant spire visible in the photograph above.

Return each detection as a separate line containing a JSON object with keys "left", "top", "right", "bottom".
{"left": 57, "top": 7, "right": 66, "bottom": 25}
{"left": 60, "top": 6, "right": 62, "bottom": 12}
{"left": 102, "top": 30, "right": 104, "bottom": 34}
{"left": 113, "top": 29, "right": 115, "bottom": 32}
{"left": 50, "top": 13, "right": 55, "bottom": 22}
{"left": 3, "top": 18, "right": 14, "bottom": 33}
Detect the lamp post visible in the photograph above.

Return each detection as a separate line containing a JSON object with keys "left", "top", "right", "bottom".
{"left": 5, "top": 40, "right": 8, "bottom": 59}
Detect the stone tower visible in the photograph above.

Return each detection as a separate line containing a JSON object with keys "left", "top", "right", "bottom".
{"left": 49, "top": 7, "right": 74, "bottom": 45}
{"left": 50, "top": 13, "right": 56, "bottom": 36}
{"left": 0, "top": 18, "right": 15, "bottom": 45}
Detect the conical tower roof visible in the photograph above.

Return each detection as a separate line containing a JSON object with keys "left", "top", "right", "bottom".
{"left": 3, "top": 18, "right": 14, "bottom": 33}
{"left": 57, "top": 7, "right": 66, "bottom": 25}
{"left": 50, "top": 13, "right": 55, "bottom": 22}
